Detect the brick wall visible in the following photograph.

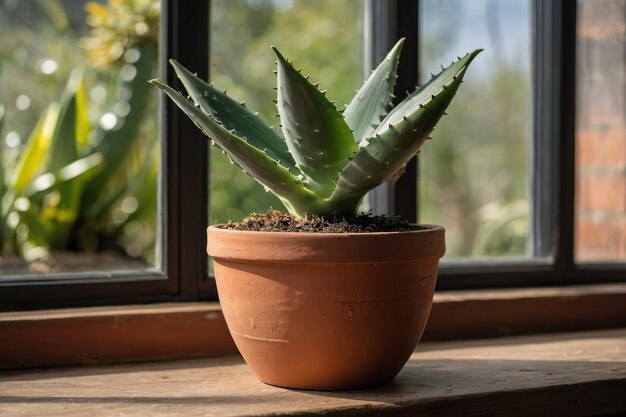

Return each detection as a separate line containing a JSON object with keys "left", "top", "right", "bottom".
{"left": 576, "top": 0, "right": 626, "bottom": 260}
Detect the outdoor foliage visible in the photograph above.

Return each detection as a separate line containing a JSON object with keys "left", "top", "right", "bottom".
{"left": 0, "top": 0, "right": 158, "bottom": 262}
{"left": 418, "top": 0, "right": 530, "bottom": 257}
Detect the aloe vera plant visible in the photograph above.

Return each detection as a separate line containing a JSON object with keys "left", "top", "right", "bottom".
{"left": 151, "top": 39, "right": 481, "bottom": 217}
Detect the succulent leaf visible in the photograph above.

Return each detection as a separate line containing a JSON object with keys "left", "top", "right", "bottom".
{"left": 384, "top": 49, "right": 482, "bottom": 128}
{"left": 153, "top": 45, "right": 481, "bottom": 218}
{"left": 330, "top": 57, "right": 477, "bottom": 207}
{"left": 272, "top": 46, "right": 358, "bottom": 195}
{"left": 344, "top": 38, "right": 404, "bottom": 143}
{"left": 150, "top": 79, "right": 319, "bottom": 209}
{"left": 169, "top": 59, "right": 296, "bottom": 172}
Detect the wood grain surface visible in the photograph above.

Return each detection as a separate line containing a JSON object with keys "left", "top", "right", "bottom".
{"left": 1, "top": 329, "right": 625, "bottom": 416}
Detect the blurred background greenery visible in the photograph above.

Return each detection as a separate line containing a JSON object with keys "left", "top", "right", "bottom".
{"left": 0, "top": 0, "right": 531, "bottom": 273}
{"left": 418, "top": 0, "right": 531, "bottom": 258}
{"left": 0, "top": 0, "right": 159, "bottom": 270}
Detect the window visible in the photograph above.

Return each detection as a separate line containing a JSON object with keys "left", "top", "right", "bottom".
{"left": 418, "top": 0, "right": 532, "bottom": 259}
{"left": 0, "top": 1, "right": 212, "bottom": 309}
{"left": 368, "top": 0, "right": 626, "bottom": 289}
{"left": 1, "top": 0, "right": 625, "bottom": 311}
{"left": 0, "top": 0, "right": 160, "bottom": 275}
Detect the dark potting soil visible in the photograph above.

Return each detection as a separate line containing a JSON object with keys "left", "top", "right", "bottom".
{"left": 222, "top": 210, "right": 427, "bottom": 233}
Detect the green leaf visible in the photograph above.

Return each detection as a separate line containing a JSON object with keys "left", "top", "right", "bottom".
{"left": 110, "top": 143, "right": 159, "bottom": 235}
{"left": 85, "top": 131, "right": 159, "bottom": 223}
{"left": 74, "top": 77, "right": 91, "bottom": 152}
{"left": 384, "top": 49, "right": 483, "bottom": 127}
{"left": 344, "top": 38, "right": 404, "bottom": 143}
{"left": 169, "top": 59, "right": 296, "bottom": 172}
{"left": 0, "top": 104, "right": 6, "bottom": 194}
{"left": 330, "top": 52, "right": 481, "bottom": 209}
{"left": 0, "top": 104, "right": 5, "bottom": 247}
{"left": 150, "top": 78, "right": 320, "bottom": 211}
{"left": 82, "top": 42, "right": 156, "bottom": 210}
{"left": 15, "top": 153, "right": 103, "bottom": 250}
{"left": 3, "top": 103, "right": 57, "bottom": 243}
{"left": 24, "top": 153, "right": 104, "bottom": 197}
{"left": 12, "top": 104, "right": 59, "bottom": 196}
{"left": 46, "top": 70, "right": 82, "bottom": 171}
{"left": 272, "top": 46, "right": 358, "bottom": 195}
{"left": 32, "top": 70, "right": 89, "bottom": 249}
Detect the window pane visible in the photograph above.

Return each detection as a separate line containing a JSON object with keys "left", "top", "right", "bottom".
{"left": 209, "top": 0, "right": 364, "bottom": 225}
{"left": 418, "top": 0, "right": 532, "bottom": 258}
{"left": 575, "top": 0, "right": 626, "bottom": 262}
{"left": 0, "top": 0, "right": 160, "bottom": 276}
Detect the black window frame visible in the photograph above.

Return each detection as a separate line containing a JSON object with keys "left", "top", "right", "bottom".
{"left": 2, "top": 0, "right": 625, "bottom": 311}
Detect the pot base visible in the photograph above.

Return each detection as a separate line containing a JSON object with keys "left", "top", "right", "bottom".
{"left": 258, "top": 375, "right": 396, "bottom": 392}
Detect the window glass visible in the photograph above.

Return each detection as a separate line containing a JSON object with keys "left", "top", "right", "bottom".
{"left": 0, "top": 0, "right": 160, "bottom": 276}
{"left": 209, "top": 0, "right": 364, "bottom": 225}
{"left": 575, "top": 0, "right": 626, "bottom": 261}
{"left": 418, "top": 0, "right": 532, "bottom": 258}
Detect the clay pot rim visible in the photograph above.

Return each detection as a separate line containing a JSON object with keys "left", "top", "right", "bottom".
{"left": 207, "top": 224, "right": 445, "bottom": 263}
{"left": 207, "top": 223, "right": 444, "bottom": 237}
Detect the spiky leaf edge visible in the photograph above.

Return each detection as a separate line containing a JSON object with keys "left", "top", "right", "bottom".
{"left": 150, "top": 78, "right": 321, "bottom": 215}
{"left": 329, "top": 51, "right": 481, "bottom": 209}
{"left": 272, "top": 46, "right": 358, "bottom": 196}
{"left": 344, "top": 38, "right": 404, "bottom": 143}
{"left": 169, "top": 59, "right": 297, "bottom": 173}
{"left": 384, "top": 49, "right": 483, "bottom": 127}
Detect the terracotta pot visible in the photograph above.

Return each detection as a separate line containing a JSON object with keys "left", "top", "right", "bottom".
{"left": 207, "top": 225, "right": 445, "bottom": 390}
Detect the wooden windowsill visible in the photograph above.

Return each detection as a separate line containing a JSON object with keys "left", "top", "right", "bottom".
{"left": 1, "top": 329, "right": 625, "bottom": 416}
{"left": 2, "top": 283, "right": 626, "bottom": 369}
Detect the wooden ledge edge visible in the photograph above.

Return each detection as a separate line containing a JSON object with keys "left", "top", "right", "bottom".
{"left": 2, "top": 284, "right": 626, "bottom": 369}
{"left": 0, "top": 302, "right": 237, "bottom": 370}
{"left": 424, "top": 283, "right": 626, "bottom": 341}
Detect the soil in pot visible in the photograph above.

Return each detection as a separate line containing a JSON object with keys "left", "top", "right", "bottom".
{"left": 222, "top": 210, "right": 427, "bottom": 233}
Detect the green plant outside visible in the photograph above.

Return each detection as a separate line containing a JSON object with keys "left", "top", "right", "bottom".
{"left": 0, "top": 0, "right": 158, "bottom": 262}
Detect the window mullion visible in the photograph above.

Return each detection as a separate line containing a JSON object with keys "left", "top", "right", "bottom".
{"left": 367, "top": 0, "right": 418, "bottom": 221}
{"left": 391, "top": 0, "right": 419, "bottom": 223}
{"left": 532, "top": 0, "right": 575, "bottom": 276}
{"left": 366, "top": 0, "right": 395, "bottom": 216}
{"left": 164, "top": 0, "right": 212, "bottom": 300}
{"left": 556, "top": 0, "right": 577, "bottom": 278}
{"left": 532, "top": 0, "right": 576, "bottom": 278}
